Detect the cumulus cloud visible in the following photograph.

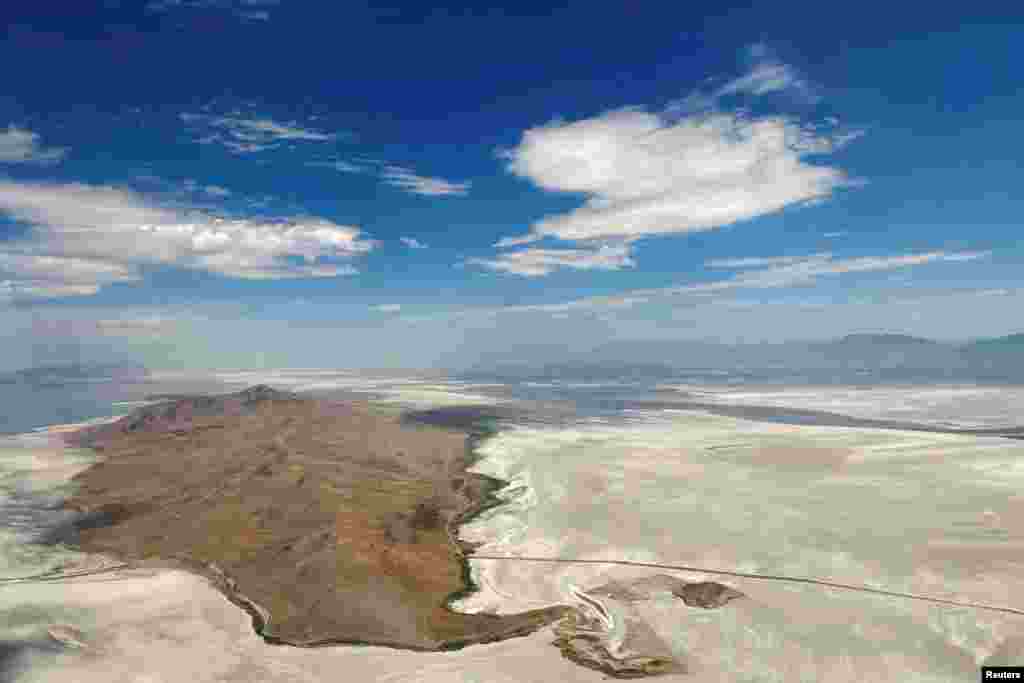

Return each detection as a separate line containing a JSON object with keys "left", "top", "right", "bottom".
{"left": 373, "top": 304, "right": 402, "bottom": 313}
{"left": 468, "top": 243, "right": 635, "bottom": 277}
{"left": 381, "top": 166, "right": 470, "bottom": 196}
{"left": 489, "top": 50, "right": 860, "bottom": 272}
{"left": 498, "top": 108, "right": 857, "bottom": 246}
{"left": 0, "top": 126, "right": 68, "bottom": 165}
{"left": 399, "top": 236, "right": 427, "bottom": 249}
{"left": 182, "top": 113, "right": 336, "bottom": 154}
{"left": 0, "top": 180, "right": 375, "bottom": 299}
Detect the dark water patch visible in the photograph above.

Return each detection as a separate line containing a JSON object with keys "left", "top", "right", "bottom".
{"left": 625, "top": 400, "right": 1024, "bottom": 439}
{"left": 0, "top": 639, "right": 64, "bottom": 681}
{"left": 400, "top": 405, "right": 520, "bottom": 435}
{"left": 35, "top": 503, "right": 153, "bottom": 547}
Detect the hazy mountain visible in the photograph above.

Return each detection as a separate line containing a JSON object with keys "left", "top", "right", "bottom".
{"left": 825, "top": 333, "right": 939, "bottom": 347}
{"left": 806, "top": 334, "right": 964, "bottom": 371}
{"left": 457, "top": 333, "right": 1024, "bottom": 384}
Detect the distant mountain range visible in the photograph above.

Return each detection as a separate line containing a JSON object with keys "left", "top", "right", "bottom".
{"left": 458, "top": 333, "right": 1024, "bottom": 383}
{"left": 0, "top": 362, "right": 148, "bottom": 386}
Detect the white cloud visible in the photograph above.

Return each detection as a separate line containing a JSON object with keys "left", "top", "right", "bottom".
{"left": 725, "top": 251, "right": 989, "bottom": 289}
{"left": 715, "top": 60, "right": 806, "bottom": 98}
{"left": 182, "top": 113, "right": 336, "bottom": 154}
{"left": 381, "top": 165, "right": 470, "bottom": 197}
{"left": 373, "top": 304, "right": 402, "bottom": 313}
{"left": 493, "top": 234, "right": 538, "bottom": 248}
{"left": 0, "top": 254, "right": 138, "bottom": 295}
{"left": 468, "top": 243, "right": 635, "bottom": 277}
{"left": 662, "top": 251, "right": 991, "bottom": 295}
{"left": 0, "top": 126, "right": 68, "bottom": 165}
{"left": 0, "top": 180, "right": 376, "bottom": 299}
{"left": 491, "top": 51, "right": 860, "bottom": 264}
{"left": 499, "top": 108, "right": 857, "bottom": 246}
{"left": 705, "top": 254, "right": 817, "bottom": 269}
{"left": 399, "top": 236, "right": 427, "bottom": 249}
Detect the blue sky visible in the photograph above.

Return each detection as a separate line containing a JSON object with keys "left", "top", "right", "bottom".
{"left": 0, "top": 2, "right": 1022, "bottom": 370}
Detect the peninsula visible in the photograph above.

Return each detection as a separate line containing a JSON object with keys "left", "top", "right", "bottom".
{"left": 61, "top": 386, "right": 567, "bottom": 650}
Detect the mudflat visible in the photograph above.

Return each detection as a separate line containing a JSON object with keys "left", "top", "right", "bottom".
{"left": 61, "top": 388, "right": 566, "bottom": 650}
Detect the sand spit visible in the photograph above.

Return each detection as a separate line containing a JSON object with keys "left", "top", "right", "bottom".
{"left": 553, "top": 575, "right": 746, "bottom": 678}
{"left": 60, "top": 387, "right": 566, "bottom": 651}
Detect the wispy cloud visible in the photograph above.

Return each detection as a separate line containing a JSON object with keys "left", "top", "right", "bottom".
{"left": 381, "top": 165, "right": 470, "bottom": 197}
{"left": 183, "top": 179, "right": 232, "bottom": 197}
{"left": 399, "top": 237, "right": 428, "bottom": 249}
{"left": 425, "top": 250, "right": 989, "bottom": 320}
{"left": 372, "top": 303, "right": 402, "bottom": 313}
{"left": 306, "top": 160, "right": 367, "bottom": 174}
{"left": 182, "top": 113, "right": 336, "bottom": 154}
{"left": 490, "top": 48, "right": 860, "bottom": 270}
{"left": 0, "top": 126, "right": 68, "bottom": 165}
{"left": 95, "top": 315, "right": 177, "bottom": 337}
{"left": 145, "top": 0, "right": 278, "bottom": 21}
{"left": 716, "top": 61, "right": 804, "bottom": 97}
{"left": 468, "top": 243, "right": 635, "bottom": 277}
{"left": 693, "top": 251, "right": 990, "bottom": 292}
{"left": 311, "top": 159, "right": 469, "bottom": 198}
{"left": 0, "top": 180, "right": 376, "bottom": 300}
{"left": 673, "top": 44, "right": 819, "bottom": 113}
{"left": 716, "top": 44, "right": 815, "bottom": 100}
{"left": 0, "top": 253, "right": 137, "bottom": 298}
{"left": 705, "top": 254, "right": 818, "bottom": 269}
